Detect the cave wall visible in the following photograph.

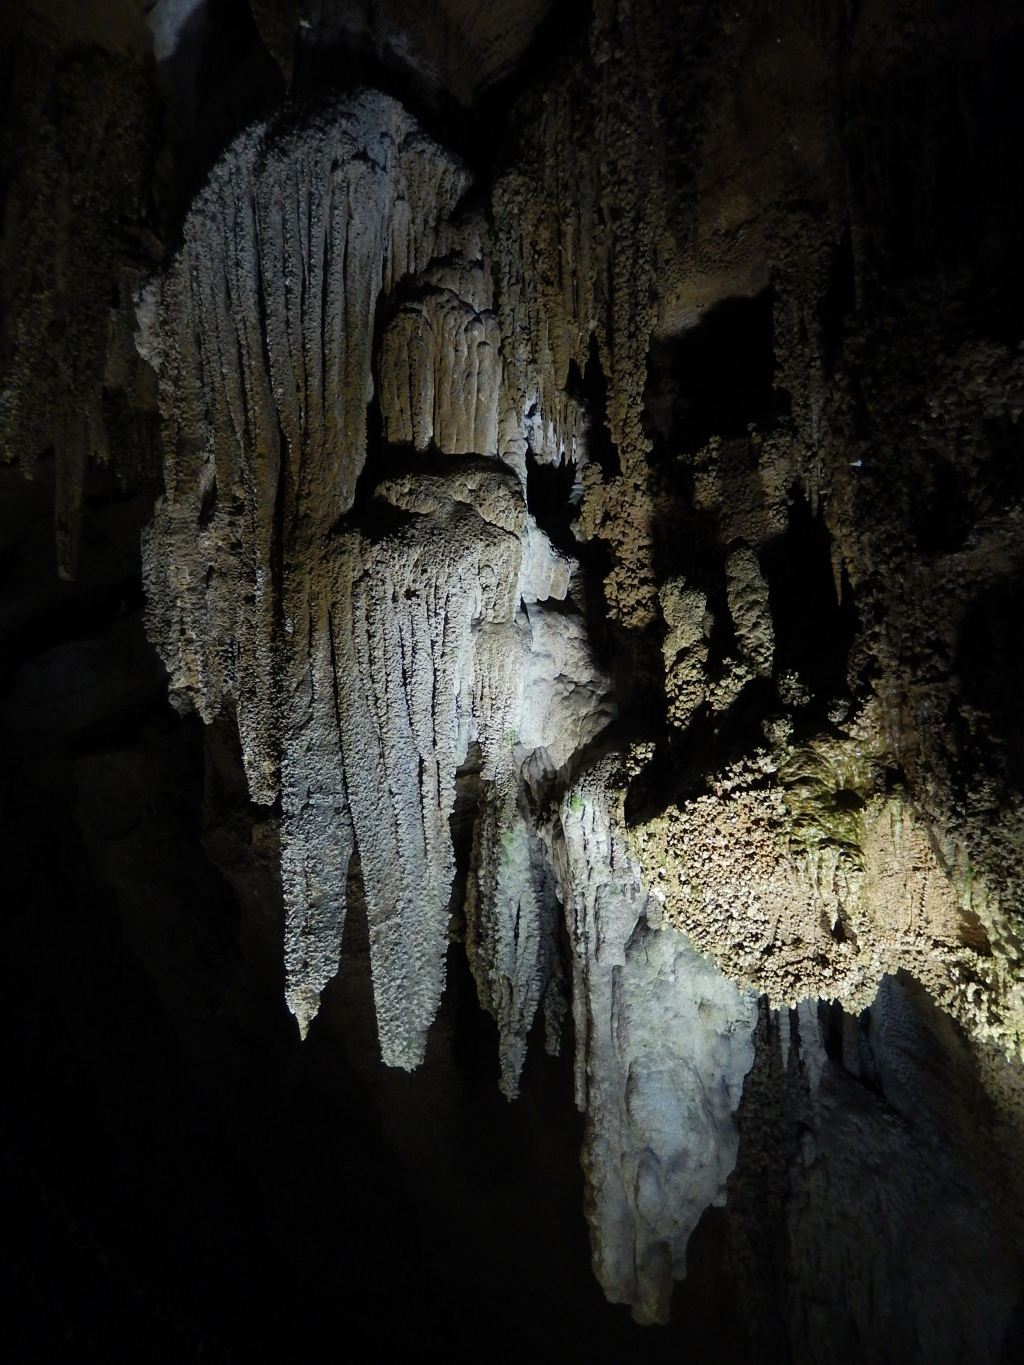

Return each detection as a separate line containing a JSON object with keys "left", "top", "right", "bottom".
{"left": 3, "top": 0, "right": 1024, "bottom": 1360}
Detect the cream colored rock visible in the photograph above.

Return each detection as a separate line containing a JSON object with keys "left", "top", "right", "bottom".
{"left": 378, "top": 230, "right": 502, "bottom": 455}
{"left": 725, "top": 544, "right": 773, "bottom": 677}
{"left": 144, "top": 90, "right": 470, "bottom": 804}
{"left": 629, "top": 703, "right": 1024, "bottom": 1057}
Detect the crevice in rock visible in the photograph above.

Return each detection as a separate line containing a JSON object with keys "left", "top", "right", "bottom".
{"left": 645, "top": 290, "right": 784, "bottom": 455}
{"left": 760, "top": 490, "right": 858, "bottom": 715}
{"left": 568, "top": 335, "right": 621, "bottom": 480}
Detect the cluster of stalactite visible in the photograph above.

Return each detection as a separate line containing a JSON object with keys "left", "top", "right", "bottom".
{"left": 133, "top": 0, "right": 1024, "bottom": 1333}
{"left": 137, "top": 38, "right": 1024, "bottom": 1321}
{"left": 141, "top": 87, "right": 770, "bottom": 1321}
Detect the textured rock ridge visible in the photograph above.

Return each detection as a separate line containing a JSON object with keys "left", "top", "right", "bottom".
{"left": 288, "top": 469, "right": 525, "bottom": 1064}
{"left": 465, "top": 601, "right": 612, "bottom": 1096}
{"left": 378, "top": 214, "right": 502, "bottom": 457}
{"left": 484, "top": 0, "right": 1024, "bottom": 1066}
{"left": 136, "top": 50, "right": 1024, "bottom": 1326}
{"left": 144, "top": 90, "right": 469, "bottom": 800}
{"left": 141, "top": 87, "right": 766, "bottom": 1315}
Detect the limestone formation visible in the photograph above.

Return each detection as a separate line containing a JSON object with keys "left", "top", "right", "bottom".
{"left": 138, "top": 85, "right": 772, "bottom": 1318}
{"left": 549, "top": 758, "right": 757, "bottom": 1324}
{"left": 143, "top": 90, "right": 618, "bottom": 1084}
{"left": 630, "top": 701, "right": 1024, "bottom": 1056}
{"left": 6, "top": 0, "right": 1024, "bottom": 1349}
{"left": 378, "top": 215, "right": 502, "bottom": 457}
{"left": 134, "top": 49, "right": 1024, "bottom": 1325}
{"left": 144, "top": 91, "right": 470, "bottom": 800}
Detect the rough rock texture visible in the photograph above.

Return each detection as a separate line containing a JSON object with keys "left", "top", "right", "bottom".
{"left": 484, "top": 0, "right": 1024, "bottom": 1070}
{"left": 465, "top": 599, "right": 612, "bottom": 1095}
{"left": 5, "top": 0, "right": 1024, "bottom": 1356}
{"left": 630, "top": 700, "right": 1024, "bottom": 1057}
{"left": 378, "top": 218, "right": 502, "bottom": 457}
{"left": 282, "top": 468, "right": 524, "bottom": 1065}
{"left": 145, "top": 91, "right": 488, "bottom": 1065}
{"left": 144, "top": 90, "right": 468, "bottom": 793}
{"left": 141, "top": 85, "right": 765, "bottom": 1311}
{"left": 0, "top": 15, "right": 159, "bottom": 578}
{"left": 143, "top": 91, "right": 618, "bottom": 1082}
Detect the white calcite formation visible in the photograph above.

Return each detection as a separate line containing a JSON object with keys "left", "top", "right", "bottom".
{"left": 143, "top": 89, "right": 470, "bottom": 801}
{"left": 142, "top": 86, "right": 772, "bottom": 1321}
{"left": 6, "top": 0, "right": 1024, "bottom": 1347}
{"left": 141, "top": 88, "right": 618, "bottom": 1076}
{"left": 145, "top": 89, "right": 487, "bottom": 1068}
{"left": 282, "top": 463, "right": 525, "bottom": 1066}
{"left": 466, "top": 602, "right": 613, "bottom": 1096}
{"left": 143, "top": 89, "right": 610, "bottom": 1074}
{"left": 549, "top": 759, "right": 757, "bottom": 1324}
{"left": 378, "top": 216, "right": 502, "bottom": 457}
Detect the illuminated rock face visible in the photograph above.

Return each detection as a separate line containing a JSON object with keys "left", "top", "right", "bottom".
{"left": 136, "top": 13, "right": 1024, "bottom": 1331}
{"left": 143, "top": 91, "right": 469, "bottom": 795}
{"left": 142, "top": 90, "right": 594, "bottom": 1073}
{"left": 4, "top": 1, "right": 1024, "bottom": 1353}
{"left": 142, "top": 87, "right": 761, "bottom": 1317}
{"left": 551, "top": 760, "right": 757, "bottom": 1324}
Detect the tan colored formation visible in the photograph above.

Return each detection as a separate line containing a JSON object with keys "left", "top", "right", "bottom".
{"left": 631, "top": 703, "right": 1024, "bottom": 1059}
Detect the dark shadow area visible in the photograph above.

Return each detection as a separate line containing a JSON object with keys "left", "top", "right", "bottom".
{"left": 644, "top": 291, "right": 785, "bottom": 455}
{"left": 158, "top": 0, "right": 286, "bottom": 246}
{"left": 290, "top": 0, "right": 592, "bottom": 180}
{"left": 624, "top": 675, "right": 779, "bottom": 824}
{"left": 847, "top": 31, "right": 1024, "bottom": 304}
{"left": 568, "top": 334, "right": 621, "bottom": 479}
{"left": 760, "top": 490, "right": 858, "bottom": 714}
{"left": 956, "top": 578, "right": 1024, "bottom": 791}
{"left": 819, "top": 224, "right": 857, "bottom": 374}
{"left": 910, "top": 452, "right": 975, "bottom": 555}
{"left": 526, "top": 447, "right": 579, "bottom": 556}
{"left": 981, "top": 415, "right": 1024, "bottom": 516}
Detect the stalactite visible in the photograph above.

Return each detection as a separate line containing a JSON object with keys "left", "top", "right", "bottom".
{"left": 144, "top": 89, "right": 470, "bottom": 800}
{"left": 465, "top": 603, "right": 612, "bottom": 1097}
{"left": 137, "top": 22, "right": 1024, "bottom": 1328}
{"left": 378, "top": 216, "right": 502, "bottom": 456}
{"left": 548, "top": 758, "right": 757, "bottom": 1324}
{"left": 295, "top": 469, "right": 529, "bottom": 1064}
{"left": 145, "top": 91, "right": 616, "bottom": 1075}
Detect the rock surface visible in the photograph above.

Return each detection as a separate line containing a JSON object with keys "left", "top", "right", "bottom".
{"left": 550, "top": 758, "right": 757, "bottom": 1324}
{"left": 4, "top": 0, "right": 1024, "bottom": 1356}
